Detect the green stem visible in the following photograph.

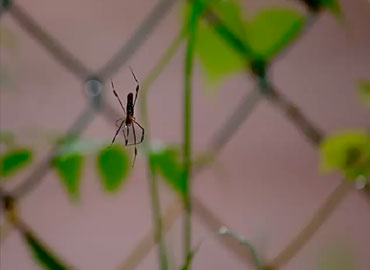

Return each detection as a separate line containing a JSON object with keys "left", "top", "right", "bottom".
{"left": 147, "top": 171, "right": 168, "bottom": 270}
{"left": 138, "top": 31, "right": 185, "bottom": 270}
{"left": 183, "top": 3, "right": 201, "bottom": 266}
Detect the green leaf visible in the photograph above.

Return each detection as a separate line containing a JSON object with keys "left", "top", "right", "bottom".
{"left": 52, "top": 154, "right": 83, "bottom": 200}
{"left": 23, "top": 230, "right": 69, "bottom": 270}
{"left": 149, "top": 146, "right": 186, "bottom": 196}
{"left": 319, "top": 0, "right": 342, "bottom": 16}
{"left": 196, "top": 22, "right": 247, "bottom": 82}
{"left": 320, "top": 131, "right": 370, "bottom": 180}
{"left": 0, "top": 148, "right": 33, "bottom": 178}
{"left": 245, "top": 7, "right": 304, "bottom": 60}
{"left": 183, "top": 2, "right": 305, "bottom": 84}
{"left": 182, "top": 0, "right": 248, "bottom": 83}
{"left": 357, "top": 79, "right": 370, "bottom": 108}
{"left": 97, "top": 145, "right": 130, "bottom": 192}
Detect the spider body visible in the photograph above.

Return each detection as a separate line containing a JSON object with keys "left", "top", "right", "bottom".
{"left": 125, "top": 93, "right": 134, "bottom": 123}
{"left": 110, "top": 67, "right": 144, "bottom": 167}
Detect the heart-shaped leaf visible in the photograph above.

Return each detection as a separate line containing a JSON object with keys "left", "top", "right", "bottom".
{"left": 97, "top": 145, "right": 130, "bottom": 192}
{"left": 52, "top": 154, "right": 83, "bottom": 200}
{"left": 182, "top": 2, "right": 305, "bottom": 85}
{"left": 182, "top": 0, "right": 248, "bottom": 83}
{"left": 245, "top": 7, "right": 304, "bottom": 60}
{"left": 149, "top": 146, "right": 186, "bottom": 196}
{"left": 0, "top": 148, "right": 33, "bottom": 178}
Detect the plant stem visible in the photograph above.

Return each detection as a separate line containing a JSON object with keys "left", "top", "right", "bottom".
{"left": 183, "top": 3, "right": 200, "bottom": 264}
{"left": 141, "top": 37, "right": 184, "bottom": 270}
{"left": 138, "top": 30, "right": 185, "bottom": 270}
{"left": 112, "top": 30, "right": 184, "bottom": 270}
{"left": 183, "top": 45, "right": 193, "bottom": 267}
{"left": 147, "top": 172, "right": 168, "bottom": 270}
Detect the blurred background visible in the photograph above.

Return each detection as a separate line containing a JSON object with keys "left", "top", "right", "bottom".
{"left": 0, "top": 0, "right": 370, "bottom": 270}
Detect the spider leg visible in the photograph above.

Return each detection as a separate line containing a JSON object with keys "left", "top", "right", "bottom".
{"left": 111, "top": 79, "right": 126, "bottom": 114}
{"left": 125, "top": 124, "right": 129, "bottom": 146}
{"left": 129, "top": 66, "right": 139, "bottom": 107}
{"left": 131, "top": 123, "right": 138, "bottom": 168}
{"left": 110, "top": 119, "right": 125, "bottom": 146}
{"left": 133, "top": 119, "right": 144, "bottom": 144}
{"left": 122, "top": 125, "right": 127, "bottom": 144}
{"left": 115, "top": 118, "right": 124, "bottom": 127}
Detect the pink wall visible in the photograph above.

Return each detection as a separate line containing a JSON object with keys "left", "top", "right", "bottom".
{"left": 1, "top": 0, "right": 370, "bottom": 269}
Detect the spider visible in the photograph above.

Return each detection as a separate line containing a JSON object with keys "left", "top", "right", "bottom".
{"left": 110, "top": 66, "right": 144, "bottom": 167}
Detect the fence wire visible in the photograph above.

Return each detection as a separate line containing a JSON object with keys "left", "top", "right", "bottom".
{"left": 0, "top": 1, "right": 368, "bottom": 270}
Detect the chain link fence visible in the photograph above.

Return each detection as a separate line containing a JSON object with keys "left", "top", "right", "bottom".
{"left": 1, "top": 0, "right": 369, "bottom": 269}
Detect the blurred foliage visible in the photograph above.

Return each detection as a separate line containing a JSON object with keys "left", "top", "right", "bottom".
{"left": 52, "top": 154, "right": 83, "bottom": 200}
{"left": 182, "top": 0, "right": 304, "bottom": 84}
{"left": 318, "top": 0, "right": 342, "bottom": 15}
{"left": 97, "top": 145, "right": 130, "bottom": 192}
{"left": 320, "top": 131, "right": 370, "bottom": 181}
{"left": 0, "top": 148, "right": 33, "bottom": 178}
{"left": 149, "top": 146, "right": 186, "bottom": 196}
{"left": 185, "top": 0, "right": 247, "bottom": 82}
{"left": 245, "top": 8, "right": 303, "bottom": 59}
{"left": 23, "top": 229, "right": 68, "bottom": 270}
{"left": 316, "top": 240, "right": 356, "bottom": 270}
{"left": 357, "top": 79, "right": 370, "bottom": 108}
{"left": 51, "top": 138, "right": 108, "bottom": 199}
